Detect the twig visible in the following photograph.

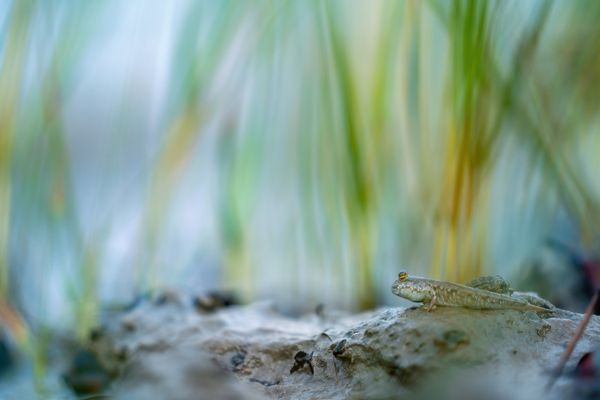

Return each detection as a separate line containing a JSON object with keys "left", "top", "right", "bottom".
{"left": 546, "top": 289, "right": 600, "bottom": 391}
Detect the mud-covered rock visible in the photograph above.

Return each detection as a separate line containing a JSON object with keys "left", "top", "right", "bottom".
{"left": 96, "top": 299, "right": 600, "bottom": 400}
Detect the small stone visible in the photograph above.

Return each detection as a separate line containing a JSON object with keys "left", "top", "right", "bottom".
{"left": 434, "top": 329, "right": 470, "bottom": 352}
{"left": 290, "top": 351, "right": 314, "bottom": 375}
{"left": 536, "top": 323, "right": 551, "bottom": 338}
{"left": 154, "top": 290, "right": 181, "bottom": 306}
{"left": 331, "top": 339, "right": 347, "bottom": 357}
{"left": 89, "top": 326, "right": 104, "bottom": 342}
{"left": 193, "top": 291, "right": 239, "bottom": 313}
{"left": 63, "top": 349, "right": 112, "bottom": 396}
{"left": 231, "top": 351, "right": 246, "bottom": 370}
{"left": 121, "top": 318, "right": 137, "bottom": 332}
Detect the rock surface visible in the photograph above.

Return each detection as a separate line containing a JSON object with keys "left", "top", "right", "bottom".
{"left": 94, "top": 296, "right": 600, "bottom": 400}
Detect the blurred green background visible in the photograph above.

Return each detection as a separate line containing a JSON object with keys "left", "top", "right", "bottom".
{"left": 0, "top": 0, "right": 599, "bottom": 363}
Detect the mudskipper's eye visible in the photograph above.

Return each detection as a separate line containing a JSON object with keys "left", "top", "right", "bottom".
{"left": 398, "top": 271, "right": 408, "bottom": 281}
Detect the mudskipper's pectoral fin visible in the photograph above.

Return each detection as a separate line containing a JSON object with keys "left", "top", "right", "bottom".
{"left": 425, "top": 294, "right": 437, "bottom": 311}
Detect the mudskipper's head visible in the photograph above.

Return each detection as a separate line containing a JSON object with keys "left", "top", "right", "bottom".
{"left": 391, "top": 271, "right": 429, "bottom": 302}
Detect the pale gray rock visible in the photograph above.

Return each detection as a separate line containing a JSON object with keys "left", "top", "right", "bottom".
{"left": 96, "top": 298, "right": 600, "bottom": 400}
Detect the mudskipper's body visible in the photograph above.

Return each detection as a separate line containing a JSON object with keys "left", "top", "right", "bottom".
{"left": 391, "top": 271, "right": 554, "bottom": 313}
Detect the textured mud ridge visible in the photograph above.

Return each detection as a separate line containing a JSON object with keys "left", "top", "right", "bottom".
{"left": 90, "top": 297, "right": 599, "bottom": 400}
